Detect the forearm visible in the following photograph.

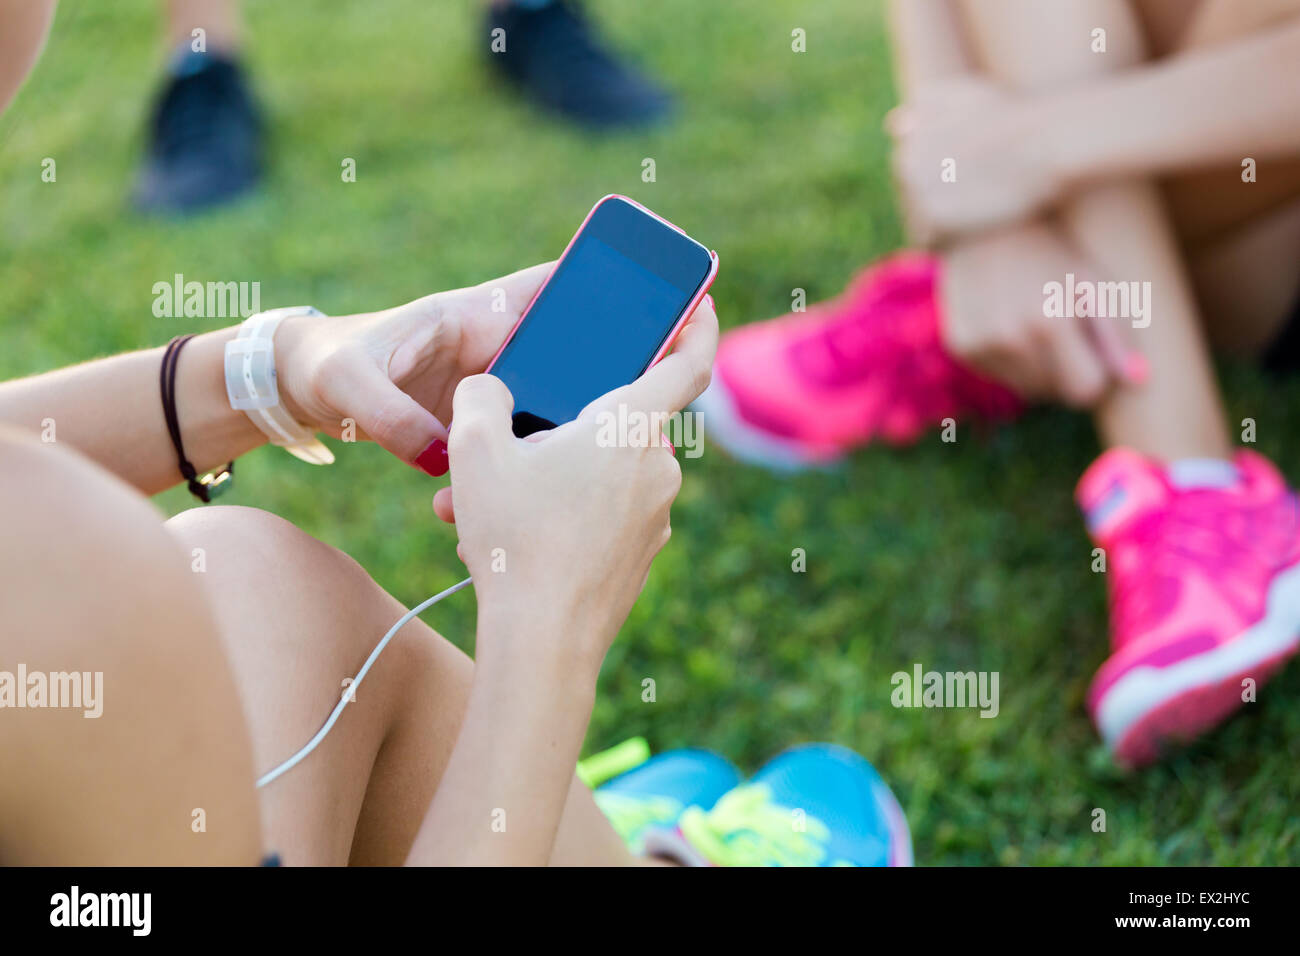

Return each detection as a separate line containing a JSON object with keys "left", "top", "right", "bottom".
{"left": 0, "top": 327, "right": 266, "bottom": 495}
{"left": 407, "top": 608, "right": 601, "bottom": 866}
{"left": 1049, "top": 20, "right": 1300, "bottom": 186}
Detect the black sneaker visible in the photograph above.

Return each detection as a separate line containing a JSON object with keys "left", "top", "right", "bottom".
{"left": 485, "top": 2, "right": 672, "bottom": 129}
{"left": 133, "top": 51, "right": 264, "bottom": 215}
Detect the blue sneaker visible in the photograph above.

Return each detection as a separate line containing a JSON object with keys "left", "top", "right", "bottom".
{"left": 484, "top": 2, "right": 673, "bottom": 129}
{"left": 581, "top": 739, "right": 742, "bottom": 855}
{"left": 644, "top": 744, "right": 913, "bottom": 867}
{"left": 133, "top": 51, "right": 263, "bottom": 215}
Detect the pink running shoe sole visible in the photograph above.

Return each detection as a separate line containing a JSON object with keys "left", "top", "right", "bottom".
{"left": 1094, "top": 559, "right": 1300, "bottom": 766}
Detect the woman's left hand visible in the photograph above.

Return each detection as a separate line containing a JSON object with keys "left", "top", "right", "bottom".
{"left": 270, "top": 262, "right": 552, "bottom": 476}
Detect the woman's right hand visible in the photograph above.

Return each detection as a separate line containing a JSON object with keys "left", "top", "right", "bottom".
{"left": 434, "top": 300, "right": 718, "bottom": 676}
{"left": 939, "top": 224, "right": 1143, "bottom": 408}
{"left": 889, "top": 77, "right": 1061, "bottom": 245}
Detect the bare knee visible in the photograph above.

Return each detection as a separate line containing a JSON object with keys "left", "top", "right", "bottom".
{"left": 165, "top": 504, "right": 469, "bottom": 864}
{"left": 165, "top": 505, "right": 473, "bottom": 705}
{"left": 165, "top": 504, "right": 447, "bottom": 697}
{"left": 958, "top": 0, "right": 1148, "bottom": 88}
{"left": 165, "top": 504, "right": 361, "bottom": 594}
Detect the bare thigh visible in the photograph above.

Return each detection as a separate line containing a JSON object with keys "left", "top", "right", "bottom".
{"left": 166, "top": 504, "right": 633, "bottom": 866}
{"left": 1189, "top": 196, "right": 1300, "bottom": 353}
{"left": 0, "top": 429, "right": 261, "bottom": 865}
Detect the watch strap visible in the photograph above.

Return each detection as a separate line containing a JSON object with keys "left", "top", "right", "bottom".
{"left": 225, "top": 307, "right": 335, "bottom": 465}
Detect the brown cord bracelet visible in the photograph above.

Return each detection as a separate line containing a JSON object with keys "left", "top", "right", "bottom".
{"left": 160, "top": 334, "right": 234, "bottom": 503}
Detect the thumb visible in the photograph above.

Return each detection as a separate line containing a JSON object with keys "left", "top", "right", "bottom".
{"left": 330, "top": 359, "right": 448, "bottom": 468}
{"left": 448, "top": 374, "right": 516, "bottom": 465}
{"left": 1083, "top": 310, "right": 1148, "bottom": 386}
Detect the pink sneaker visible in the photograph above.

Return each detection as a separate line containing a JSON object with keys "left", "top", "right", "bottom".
{"left": 1079, "top": 448, "right": 1300, "bottom": 766}
{"left": 694, "top": 253, "right": 1021, "bottom": 469}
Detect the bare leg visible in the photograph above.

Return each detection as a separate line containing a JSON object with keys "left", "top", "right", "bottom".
{"left": 165, "top": 0, "right": 241, "bottom": 53}
{"left": 1190, "top": 196, "right": 1300, "bottom": 354}
{"left": 958, "top": 0, "right": 1233, "bottom": 461}
{"left": 1149, "top": 0, "right": 1300, "bottom": 354}
{"left": 0, "top": 430, "right": 633, "bottom": 865}
{"left": 165, "top": 505, "right": 636, "bottom": 866}
{"left": 0, "top": 430, "right": 262, "bottom": 865}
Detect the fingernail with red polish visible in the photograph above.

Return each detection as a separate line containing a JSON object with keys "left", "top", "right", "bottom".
{"left": 413, "top": 439, "right": 449, "bottom": 477}
{"left": 1125, "top": 353, "right": 1150, "bottom": 386}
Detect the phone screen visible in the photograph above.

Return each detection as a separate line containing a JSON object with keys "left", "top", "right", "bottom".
{"left": 489, "top": 197, "right": 714, "bottom": 436}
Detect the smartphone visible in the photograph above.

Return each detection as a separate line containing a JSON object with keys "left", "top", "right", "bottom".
{"left": 485, "top": 194, "right": 718, "bottom": 437}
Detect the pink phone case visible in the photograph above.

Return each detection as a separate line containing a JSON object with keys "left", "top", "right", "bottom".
{"left": 484, "top": 194, "right": 719, "bottom": 390}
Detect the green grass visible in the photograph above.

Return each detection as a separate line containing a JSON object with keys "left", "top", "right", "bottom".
{"left": 3, "top": 0, "right": 1298, "bottom": 865}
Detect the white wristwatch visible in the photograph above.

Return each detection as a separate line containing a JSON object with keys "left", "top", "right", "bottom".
{"left": 225, "top": 307, "right": 335, "bottom": 465}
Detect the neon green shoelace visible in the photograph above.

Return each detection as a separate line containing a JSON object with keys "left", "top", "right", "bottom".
{"left": 678, "top": 784, "right": 844, "bottom": 867}
{"left": 577, "top": 737, "right": 651, "bottom": 788}
{"left": 592, "top": 790, "right": 685, "bottom": 850}
{"left": 580, "top": 737, "right": 669, "bottom": 851}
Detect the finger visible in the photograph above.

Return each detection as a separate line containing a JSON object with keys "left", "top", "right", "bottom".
{"left": 901, "top": 192, "right": 938, "bottom": 249}
{"left": 400, "top": 261, "right": 556, "bottom": 322}
{"left": 582, "top": 297, "right": 719, "bottom": 420}
{"left": 946, "top": 305, "right": 1043, "bottom": 399}
{"left": 432, "top": 487, "right": 455, "bottom": 524}
{"left": 891, "top": 154, "right": 938, "bottom": 248}
{"left": 1084, "top": 311, "right": 1147, "bottom": 385}
{"left": 979, "top": 329, "right": 1052, "bottom": 400}
{"left": 324, "top": 356, "right": 448, "bottom": 467}
{"left": 471, "top": 261, "right": 557, "bottom": 313}
{"left": 1045, "top": 319, "right": 1112, "bottom": 409}
{"left": 973, "top": 350, "right": 1041, "bottom": 400}
{"left": 884, "top": 105, "right": 915, "bottom": 138}
{"left": 1041, "top": 252, "right": 1146, "bottom": 387}
{"left": 448, "top": 374, "right": 516, "bottom": 461}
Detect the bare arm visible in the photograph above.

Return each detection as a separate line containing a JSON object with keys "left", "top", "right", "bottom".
{"left": 1048, "top": 18, "right": 1300, "bottom": 185}
{"left": 409, "top": 606, "right": 602, "bottom": 865}
{"left": 409, "top": 307, "right": 718, "bottom": 866}
{"left": 0, "top": 329, "right": 264, "bottom": 495}
{"left": 0, "top": 265, "right": 556, "bottom": 495}
{"left": 891, "top": 11, "right": 1300, "bottom": 241}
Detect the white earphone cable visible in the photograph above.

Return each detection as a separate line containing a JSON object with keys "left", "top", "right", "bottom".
{"left": 255, "top": 576, "right": 473, "bottom": 789}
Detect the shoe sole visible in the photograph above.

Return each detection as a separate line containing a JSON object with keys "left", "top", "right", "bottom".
{"left": 692, "top": 377, "right": 842, "bottom": 473}
{"left": 1094, "top": 559, "right": 1300, "bottom": 766}
{"left": 880, "top": 777, "right": 914, "bottom": 867}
